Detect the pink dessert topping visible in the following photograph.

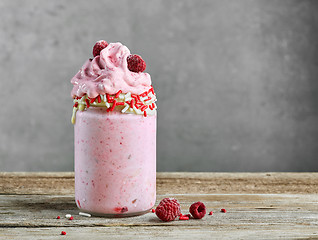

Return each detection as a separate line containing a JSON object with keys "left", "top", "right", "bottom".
{"left": 71, "top": 42, "right": 151, "bottom": 98}
{"left": 70, "top": 41, "right": 156, "bottom": 124}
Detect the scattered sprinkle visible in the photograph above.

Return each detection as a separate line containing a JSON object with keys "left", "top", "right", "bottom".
{"left": 61, "top": 231, "right": 66, "bottom": 235}
{"left": 209, "top": 211, "right": 213, "bottom": 215}
{"left": 90, "top": 97, "right": 96, "bottom": 104}
{"left": 151, "top": 209, "right": 155, "bottom": 213}
{"left": 115, "top": 90, "right": 122, "bottom": 98}
{"left": 69, "top": 216, "right": 74, "bottom": 220}
{"left": 179, "top": 216, "right": 189, "bottom": 220}
{"left": 79, "top": 212, "right": 91, "bottom": 217}
{"left": 221, "top": 209, "right": 227, "bottom": 213}
{"left": 56, "top": 216, "right": 60, "bottom": 219}
{"left": 85, "top": 99, "right": 90, "bottom": 108}
{"left": 71, "top": 87, "right": 157, "bottom": 123}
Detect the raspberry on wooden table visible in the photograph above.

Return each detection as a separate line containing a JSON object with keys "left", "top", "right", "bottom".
{"left": 155, "top": 198, "right": 181, "bottom": 222}
{"left": 189, "top": 202, "right": 206, "bottom": 219}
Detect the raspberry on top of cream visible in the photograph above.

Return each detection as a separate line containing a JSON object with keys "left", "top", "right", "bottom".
{"left": 70, "top": 41, "right": 157, "bottom": 124}
{"left": 71, "top": 42, "right": 151, "bottom": 98}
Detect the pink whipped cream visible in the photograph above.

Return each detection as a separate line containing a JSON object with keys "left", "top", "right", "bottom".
{"left": 71, "top": 42, "right": 151, "bottom": 98}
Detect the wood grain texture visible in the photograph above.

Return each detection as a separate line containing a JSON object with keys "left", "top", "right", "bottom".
{"left": 1, "top": 172, "right": 318, "bottom": 195}
{"left": 1, "top": 172, "right": 318, "bottom": 239}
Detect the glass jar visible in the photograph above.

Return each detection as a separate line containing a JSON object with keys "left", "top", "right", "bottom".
{"left": 74, "top": 107, "right": 156, "bottom": 217}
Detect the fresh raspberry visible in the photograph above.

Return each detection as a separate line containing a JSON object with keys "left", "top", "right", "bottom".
{"left": 155, "top": 198, "right": 181, "bottom": 222}
{"left": 189, "top": 202, "right": 206, "bottom": 219}
{"left": 92, "top": 40, "right": 108, "bottom": 57}
{"left": 127, "top": 54, "right": 146, "bottom": 72}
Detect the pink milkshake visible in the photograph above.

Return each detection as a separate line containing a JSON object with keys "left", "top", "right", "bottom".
{"left": 70, "top": 41, "right": 157, "bottom": 216}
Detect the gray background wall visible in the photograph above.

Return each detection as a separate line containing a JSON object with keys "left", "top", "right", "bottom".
{"left": 1, "top": 0, "right": 318, "bottom": 172}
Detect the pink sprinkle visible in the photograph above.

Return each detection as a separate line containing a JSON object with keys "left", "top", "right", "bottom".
{"left": 115, "top": 90, "right": 122, "bottom": 98}
{"left": 69, "top": 216, "right": 74, "bottom": 220}
{"left": 56, "top": 216, "right": 60, "bottom": 219}
{"left": 109, "top": 100, "right": 117, "bottom": 111}
{"left": 116, "top": 102, "right": 124, "bottom": 105}
{"left": 209, "top": 211, "right": 213, "bottom": 215}
{"left": 85, "top": 99, "right": 90, "bottom": 108}
{"left": 90, "top": 97, "right": 96, "bottom": 104}
{"left": 130, "top": 99, "right": 134, "bottom": 109}
{"left": 221, "top": 209, "right": 227, "bottom": 213}
{"left": 97, "top": 95, "right": 101, "bottom": 103}
{"left": 141, "top": 105, "right": 148, "bottom": 111}
{"left": 106, "top": 93, "right": 114, "bottom": 102}
{"left": 179, "top": 216, "right": 189, "bottom": 220}
{"left": 151, "top": 209, "right": 155, "bottom": 213}
{"left": 61, "top": 231, "right": 66, "bottom": 235}
{"left": 143, "top": 111, "right": 147, "bottom": 117}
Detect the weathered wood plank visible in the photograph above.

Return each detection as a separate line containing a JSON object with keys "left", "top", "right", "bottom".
{"left": 1, "top": 194, "right": 318, "bottom": 227}
{"left": 1, "top": 226, "right": 318, "bottom": 240}
{"left": 1, "top": 172, "right": 318, "bottom": 239}
{"left": 0, "top": 193, "right": 318, "bottom": 239}
{"left": 1, "top": 172, "right": 318, "bottom": 195}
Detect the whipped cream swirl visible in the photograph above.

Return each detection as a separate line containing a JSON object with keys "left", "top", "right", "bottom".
{"left": 71, "top": 42, "right": 152, "bottom": 98}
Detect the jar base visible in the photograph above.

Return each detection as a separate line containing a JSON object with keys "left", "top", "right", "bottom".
{"left": 77, "top": 208, "right": 153, "bottom": 218}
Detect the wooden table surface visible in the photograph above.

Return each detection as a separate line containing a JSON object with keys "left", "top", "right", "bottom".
{"left": 1, "top": 172, "right": 318, "bottom": 239}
